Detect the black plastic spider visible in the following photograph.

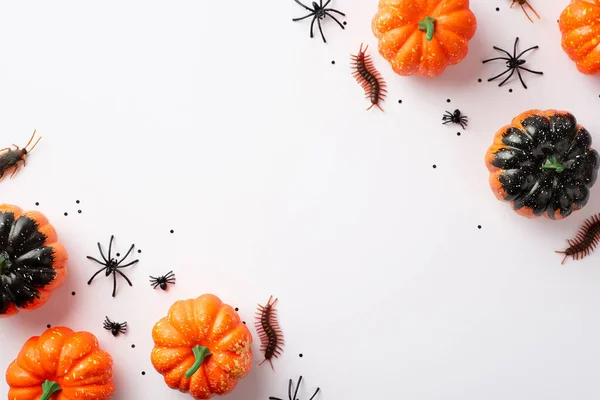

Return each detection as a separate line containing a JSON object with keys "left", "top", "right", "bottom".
{"left": 442, "top": 109, "right": 468, "bottom": 130}
{"left": 149, "top": 271, "right": 176, "bottom": 290}
{"left": 482, "top": 37, "right": 543, "bottom": 89}
{"left": 292, "top": 0, "right": 345, "bottom": 43}
{"left": 103, "top": 317, "right": 127, "bottom": 337}
{"left": 269, "top": 376, "right": 320, "bottom": 400}
{"left": 87, "top": 235, "right": 139, "bottom": 297}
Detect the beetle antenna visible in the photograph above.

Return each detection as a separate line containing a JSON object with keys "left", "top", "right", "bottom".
{"left": 27, "top": 135, "right": 42, "bottom": 153}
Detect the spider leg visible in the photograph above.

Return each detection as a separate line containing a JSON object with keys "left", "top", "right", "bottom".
{"left": 87, "top": 266, "right": 109, "bottom": 284}
{"left": 516, "top": 67, "right": 528, "bottom": 89}
{"left": 516, "top": 45, "right": 539, "bottom": 59}
{"left": 322, "top": 0, "right": 331, "bottom": 7}
{"left": 117, "top": 244, "right": 136, "bottom": 265}
{"left": 115, "top": 269, "right": 133, "bottom": 286}
{"left": 293, "top": 376, "right": 302, "bottom": 400}
{"left": 317, "top": 16, "right": 326, "bottom": 42}
{"left": 115, "top": 260, "right": 139, "bottom": 268}
{"left": 487, "top": 67, "right": 512, "bottom": 82}
{"left": 325, "top": 12, "right": 345, "bottom": 29}
{"left": 442, "top": 121, "right": 453, "bottom": 125}
{"left": 94, "top": 242, "right": 109, "bottom": 263}
{"left": 151, "top": 281, "right": 160, "bottom": 289}
{"left": 112, "top": 271, "right": 117, "bottom": 297}
{"left": 268, "top": 398, "right": 284, "bottom": 400}
{"left": 482, "top": 57, "right": 510, "bottom": 64}
{"left": 309, "top": 387, "right": 321, "bottom": 400}
{"left": 288, "top": 379, "right": 293, "bottom": 400}
{"left": 498, "top": 68, "right": 516, "bottom": 86}
{"left": 149, "top": 275, "right": 158, "bottom": 281}
{"left": 492, "top": 46, "right": 513, "bottom": 58}
{"left": 519, "top": 66, "right": 543, "bottom": 75}
{"left": 513, "top": 37, "right": 519, "bottom": 58}
{"left": 293, "top": 12, "right": 314, "bottom": 21}
{"left": 525, "top": 2, "right": 540, "bottom": 19}
{"left": 86, "top": 256, "right": 107, "bottom": 266}
{"left": 309, "top": 15, "right": 316, "bottom": 38}
{"left": 293, "top": 0, "right": 313, "bottom": 11}
{"left": 325, "top": 8, "right": 345, "bottom": 16}
{"left": 108, "top": 235, "right": 115, "bottom": 260}
{"left": 520, "top": 4, "right": 534, "bottom": 23}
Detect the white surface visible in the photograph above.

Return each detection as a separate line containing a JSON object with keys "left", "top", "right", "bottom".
{"left": 2, "top": 0, "right": 600, "bottom": 399}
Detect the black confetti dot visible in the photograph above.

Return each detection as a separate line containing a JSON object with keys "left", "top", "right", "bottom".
{"left": 35, "top": 202, "right": 39, "bottom": 206}
{"left": 47, "top": 324, "right": 51, "bottom": 328}
{"left": 76, "top": 200, "right": 80, "bottom": 204}
{"left": 71, "top": 291, "right": 76, "bottom": 296}
{"left": 433, "top": 164, "right": 437, "bottom": 169}
{"left": 137, "top": 249, "right": 142, "bottom": 254}
{"left": 131, "top": 344, "right": 136, "bottom": 348}
{"left": 496, "top": 7, "right": 500, "bottom": 11}
{"left": 478, "top": 225, "right": 482, "bottom": 229}
{"left": 331, "top": 60, "right": 335, "bottom": 65}
{"left": 457, "top": 132, "right": 461, "bottom": 136}
{"left": 64, "top": 212, "right": 68, "bottom": 216}
{"left": 141, "top": 371, "right": 146, "bottom": 375}
{"left": 170, "top": 230, "right": 174, "bottom": 234}
{"left": 78, "top": 210, "right": 82, "bottom": 214}
{"left": 478, "top": 78, "right": 482, "bottom": 83}
{"left": 243, "top": 321, "right": 246, "bottom": 325}
{"left": 116, "top": 253, "right": 120, "bottom": 257}
{"left": 509, "top": 89, "right": 513, "bottom": 93}
{"left": 343, "top": 21, "right": 347, "bottom": 25}
{"left": 398, "top": 99, "right": 403, "bottom": 104}
{"left": 235, "top": 307, "right": 239, "bottom": 311}
{"left": 446, "top": 99, "right": 451, "bottom": 103}
{"left": 299, "top": 353, "right": 304, "bottom": 358}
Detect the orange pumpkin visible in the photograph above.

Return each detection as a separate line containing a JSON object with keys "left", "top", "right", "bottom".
{"left": 372, "top": 0, "right": 477, "bottom": 77}
{"left": 559, "top": 0, "right": 600, "bottom": 75}
{"left": 0, "top": 204, "right": 68, "bottom": 317}
{"left": 151, "top": 294, "right": 253, "bottom": 400}
{"left": 5, "top": 326, "right": 114, "bottom": 400}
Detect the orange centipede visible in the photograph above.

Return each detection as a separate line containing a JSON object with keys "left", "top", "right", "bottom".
{"left": 255, "top": 295, "right": 284, "bottom": 369}
{"left": 351, "top": 43, "right": 387, "bottom": 111}
{"left": 556, "top": 213, "right": 600, "bottom": 264}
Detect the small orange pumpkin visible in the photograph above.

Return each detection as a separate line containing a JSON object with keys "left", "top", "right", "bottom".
{"left": 151, "top": 294, "right": 253, "bottom": 400}
{"left": 5, "top": 326, "right": 114, "bottom": 400}
{"left": 372, "top": 0, "right": 477, "bottom": 77}
{"left": 0, "top": 204, "right": 68, "bottom": 317}
{"left": 559, "top": 0, "right": 600, "bottom": 75}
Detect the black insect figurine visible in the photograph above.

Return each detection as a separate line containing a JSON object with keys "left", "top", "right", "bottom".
{"left": 482, "top": 37, "right": 543, "bottom": 89}
{"left": 269, "top": 376, "right": 320, "bottom": 400}
{"left": 103, "top": 317, "right": 127, "bottom": 337}
{"left": 0, "top": 130, "right": 41, "bottom": 182}
{"left": 442, "top": 109, "right": 468, "bottom": 130}
{"left": 149, "top": 271, "right": 176, "bottom": 290}
{"left": 511, "top": 0, "right": 540, "bottom": 23}
{"left": 87, "top": 235, "right": 139, "bottom": 297}
{"left": 292, "top": 0, "right": 345, "bottom": 43}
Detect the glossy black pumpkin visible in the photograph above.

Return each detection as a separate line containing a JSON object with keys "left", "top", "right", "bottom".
{"left": 486, "top": 110, "right": 599, "bottom": 219}
{"left": 0, "top": 204, "right": 67, "bottom": 317}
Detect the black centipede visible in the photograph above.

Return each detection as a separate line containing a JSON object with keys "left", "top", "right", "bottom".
{"left": 351, "top": 43, "right": 386, "bottom": 111}
{"left": 556, "top": 214, "right": 600, "bottom": 264}
{"left": 255, "top": 295, "right": 284, "bottom": 369}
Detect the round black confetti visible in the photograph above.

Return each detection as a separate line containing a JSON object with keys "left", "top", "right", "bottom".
{"left": 478, "top": 78, "right": 482, "bottom": 83}
{"left": 343, "top": 21, "right": 347, "bottom": 25}
{"left": 509, "top": 89, "right": 513, "bottom": 93}
{"left": 457, "top": 132, "right": 461, "bottom": 136}
{"left": 64, "top": 212, "right": 68, "bottom": 216}
{"left": 446, "top": 99, "right": 451, "bottom": 103}
{"left": 243, "top": 321, "right": 246, "bottom": 325}
{"left": 235, "top": 307, "right": 239, "bottom": 311}
{"left": 331, "top": 60, "right": 335, "bottom": 65}
{"left": 131, "top": 344, "right": 136, "bottom": 348}
{"left": 496, "top": 7, "right": 500, "bottom": 11}
{"left": 116, "top": 253, "right": 120, "bottom": 257}
{"left": 170, "top": 230, "right": 174, "bottom": 234}
{"left": 35, "top": 202, "right": 39, "bottom": 206}
{"left": 137, "top": 249, "right": 142, "bottom": 254}
{"left": 299, "top": 353, "right": 304, "bottom": 358}
{"left": 47, "top": 324, "right": 51, "bottom": 328}
{"left": 398, "top": 99, "right": 403, "bottom": 104}
{"left": 478, "top": 225, "right": 482, "bottom": 229}
{"left": 141, "top": 371, "right": 146, "bottom": 375}
{"left": 76, "top": 200, "right": 80, "bottom": 204}
{"left": 433, "top": 165, "right": 437, "bottom": 169}
{"left": 71, "top": 291, "right": 76, "bottom": 296}
{"left": 78, "top": 210, "right": 82, "bottom": 214}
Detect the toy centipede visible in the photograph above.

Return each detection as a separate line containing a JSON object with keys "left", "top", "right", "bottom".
{"left": 255, "top": 295, "right": 284, "bottom": 369}
{"left": 351, "top": 43, "right": 386, "bottom": 111}
{"left": 556, "top": 213, "right": 600, "bottom": 264}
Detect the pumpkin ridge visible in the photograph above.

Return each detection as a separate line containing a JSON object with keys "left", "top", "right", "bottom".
{"left": 16, "top": 340, "right": 46, "bottom": 381}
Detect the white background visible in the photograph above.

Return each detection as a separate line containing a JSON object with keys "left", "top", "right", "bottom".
{"left": 1, "top": 0, "right": 600, "bottom": 399}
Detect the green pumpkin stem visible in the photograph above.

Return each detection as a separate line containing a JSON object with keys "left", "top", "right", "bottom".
{"left": 543, "top": 156, "right": 565, "bottom": 173}
{"left": 184, "top": 345, "right": 212, "bottom": 379}
{"left": 40, "top": 380, "right": 61, "bottom": 400}
{"left": 418, "top": 16, "right": 437, "bottom": 41}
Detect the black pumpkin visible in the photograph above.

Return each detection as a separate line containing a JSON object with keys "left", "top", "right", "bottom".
{"left": 0, "top": 204, "right": 67, "bottom": 317}
{"left": 485, "top": 110, "right": 599, "bottom": 219}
